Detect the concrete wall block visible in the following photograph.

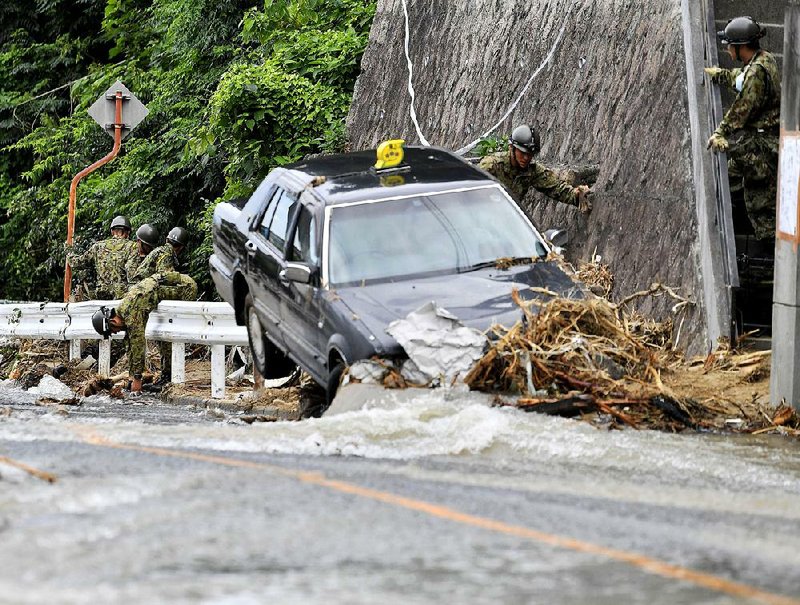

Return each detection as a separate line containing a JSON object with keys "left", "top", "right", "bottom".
{"left": 347, "top": 0, "right": 709, "bottom": 350}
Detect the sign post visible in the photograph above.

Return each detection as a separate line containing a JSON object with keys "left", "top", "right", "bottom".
{"left": 770, "top": 2, "right": 800, "bottom": 409}
{"left": 63, "top": 81, "right": 148, "bottom": 302}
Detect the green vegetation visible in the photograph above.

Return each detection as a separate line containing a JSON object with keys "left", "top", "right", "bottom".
{"left": 0, "top": 0, "right": 376, "bottom": 301}
{"left": 472, "top": 135, "right": 508, "bottom": 157}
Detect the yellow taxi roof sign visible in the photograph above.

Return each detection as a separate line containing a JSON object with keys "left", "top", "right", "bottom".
{"left": 375, "top": 139, "right": 405, "bottom": 170}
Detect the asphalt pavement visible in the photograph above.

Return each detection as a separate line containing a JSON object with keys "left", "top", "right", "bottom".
{"left": 1, "top": 387, "right": 799, "bottom": 605}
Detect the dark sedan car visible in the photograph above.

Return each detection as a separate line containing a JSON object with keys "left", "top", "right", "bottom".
{"left": 210, "top": 144, "right": 583, "bottom": 416}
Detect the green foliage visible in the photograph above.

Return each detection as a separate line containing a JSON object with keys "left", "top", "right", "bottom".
{"left": 473, "top": 135, "right": 509, "bottom": 157}
{"left": 208, "top": 61, "right": 349, "bottom": 185}
{"left": 0, "top": 0, "right": 376, "bottom": 301}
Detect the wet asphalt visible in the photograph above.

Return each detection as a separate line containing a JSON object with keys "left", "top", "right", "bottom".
{"left": 1, "top": 390, "right": 799, "bottom": 605}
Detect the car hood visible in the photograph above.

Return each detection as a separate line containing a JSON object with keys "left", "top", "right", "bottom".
{"left": 334, "top": 261, "right": 583, "bottom": 347}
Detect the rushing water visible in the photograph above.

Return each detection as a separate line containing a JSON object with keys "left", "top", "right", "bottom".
{"left": 2, "top": 382, "right": 800, "bottom": 605}
{"left": 2, "top": 382, "right": 799, "bottom": 496}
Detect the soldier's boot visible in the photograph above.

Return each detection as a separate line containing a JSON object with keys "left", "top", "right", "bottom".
{"left": 153, "top": 371, "right": 172, "bottom": 388}
{"left": 143, "top": 369, "right": 171, "bottom": 393}
{"left": 155, "top": 340, "right": 172, "bottom": 388}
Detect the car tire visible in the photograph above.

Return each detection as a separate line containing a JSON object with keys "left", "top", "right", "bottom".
{"left": 244, "top": 293, "right": 297, "bottom": 380}
{"left": 298, "top": 361, "right": 344, "bottom": 419}
{"left": 325, "top": 361, "right": 346, "bottom": 410}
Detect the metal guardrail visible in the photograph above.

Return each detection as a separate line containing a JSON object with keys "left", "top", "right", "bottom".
{"left": 0, "top": 300, "right": 247, "bottom": 399}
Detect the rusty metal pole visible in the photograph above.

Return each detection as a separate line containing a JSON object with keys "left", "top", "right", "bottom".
{"left": 63, "top": 91, "right": 124, "bottom": 302}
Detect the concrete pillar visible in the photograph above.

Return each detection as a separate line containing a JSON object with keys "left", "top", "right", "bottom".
{"left": 69, "top": 339, "right": 81, "bottom": 361}
{"left": 98, "top": 339, "right": 111, "bottom": 377}
{"left": 211, "top": 345, "right": 226, "bottom": 399}
{"left": 770, "top": 2, "right": 800, "bottom": 408}
{"left": 171, "top": 342, "right": 186, "bottom": 384}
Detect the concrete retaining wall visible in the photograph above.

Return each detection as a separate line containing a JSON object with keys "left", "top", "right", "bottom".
{"left": 347, "top": 0, "right": 710, "bottom": 351}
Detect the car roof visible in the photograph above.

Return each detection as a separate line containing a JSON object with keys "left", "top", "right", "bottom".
{"left": 283, "top": 146, "right": 495, "bottom": 205}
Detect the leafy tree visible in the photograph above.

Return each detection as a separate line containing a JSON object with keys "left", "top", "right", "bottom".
{"left": 0, "top": 0, "right": 376, "bottom": 301}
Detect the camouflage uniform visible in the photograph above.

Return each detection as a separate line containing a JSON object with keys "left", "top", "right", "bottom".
{"left": 128, "top": 244, "right": 190, "bottom": 378}
{"left": 116, "top": 271, "right": 198, "bottom": 379}
{"left": 479, "top": 152, "right": 580, "bottom": 207}
{"left": 127, "top": 244, "right": 179, "bottom": 285}
{"left": 67, "top": 238, "right": 138, "bottom": 299}
{"left": 710, "top": 50, "right": 781, "bottom": 240}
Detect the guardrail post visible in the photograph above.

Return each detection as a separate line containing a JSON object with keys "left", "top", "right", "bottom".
{"left": 171, "top": 342, "right": 186, "bottom": 384}
{"left": 211, "top": 344, "right": 225, "bottom": 399}
{"left": 98, "top": 339, "right": 111, "bottom": 377}
{"left": 69, "top": 339, "right": 81, "bottom": 361}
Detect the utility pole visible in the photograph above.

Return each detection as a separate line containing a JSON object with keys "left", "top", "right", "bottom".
{"left": 770, "top": 2, "right": 800, "bottom": 409}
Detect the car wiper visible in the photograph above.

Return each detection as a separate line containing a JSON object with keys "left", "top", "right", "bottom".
{"left": 460, "top": 256, "right": 538, "bottom": 273}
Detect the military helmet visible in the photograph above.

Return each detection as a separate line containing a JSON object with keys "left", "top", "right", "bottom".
{"left": 166, "top": 226, "right": 189, "bottom": 247}
{"left": 92, "top": 306, "right": 115, "bottom": 339}
{"left": 510, "top": 124, "right": 541, "bottom": 155}
{"left": 110, "top": 215, "right": 131, "bottom": 231}
{"left": 135, "top": 223, "right": 160, "bottom": 248}
{"left": 718, "top": 16, "right": 765, "bottom": 45}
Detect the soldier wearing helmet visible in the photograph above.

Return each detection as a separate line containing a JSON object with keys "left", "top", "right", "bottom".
{"left": 126, "top": 225, "right": 195, "bottom": 387}
{"left": 128, "top": 225, "right": 189, "bottom": 285}
{"left": 705, "top": 16, "right": 780, "bottom": 240}
{"left": 92, "top": 271, "right": 198, "bottom": 394}
{"left": 479, "top": 124, "right": 593, "bottom": 214}
{"left": 126, "top": 223, "right": 163, "bottom": 283}
{"left": 66, "top": 215, "right": 137, "bottom": 300}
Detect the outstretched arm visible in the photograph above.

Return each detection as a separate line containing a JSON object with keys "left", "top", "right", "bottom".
{"left": 527, "top": 162, "right": 592, "bottom": 213}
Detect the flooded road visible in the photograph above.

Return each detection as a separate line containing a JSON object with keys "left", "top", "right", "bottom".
{"left": 1, "top": 383, "right": 799, "bottom": 605}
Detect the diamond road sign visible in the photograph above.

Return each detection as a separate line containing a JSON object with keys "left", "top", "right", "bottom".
{"left": 87, "top": 80, "right": 148, "bottom": 140}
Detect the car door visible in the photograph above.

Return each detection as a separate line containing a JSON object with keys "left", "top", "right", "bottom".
{"left": 245, "top": 186, "right": 298, "bottom": 349}
{"left": 279, "top": 198, "right": 327, "bottom": 376}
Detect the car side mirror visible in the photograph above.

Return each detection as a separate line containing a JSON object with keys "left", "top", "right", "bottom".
{"left": 281, "top": 262, "right": 312, "bottom": 284}
{"left": 543, "top": 228, "right": 569, "bottom": 247}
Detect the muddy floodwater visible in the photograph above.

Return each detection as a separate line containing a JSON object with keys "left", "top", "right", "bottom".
{"left": 1, "top": 382, "right": 799, "bottom": 604}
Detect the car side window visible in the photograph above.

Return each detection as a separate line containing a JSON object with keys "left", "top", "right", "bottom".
{"left": 290, "top": 205, "right": 318, "bottom": 265}
{"left": 267, "top": 190, "right": 298, "bottom": 252}
{"left": 258, "top": 188, "right": 281, "bottom": 239}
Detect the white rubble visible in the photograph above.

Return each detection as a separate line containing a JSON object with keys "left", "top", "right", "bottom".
{"left": 386, "top": 301, "right": 488, "bottom": 384}
{"left": 28, "top": 375, "right": 75, "bottom": 399}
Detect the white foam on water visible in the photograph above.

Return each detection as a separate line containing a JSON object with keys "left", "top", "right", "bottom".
{"left": 2, "top": 381, "right": 799, "bottom": 495}
{"left": 70, "top": 389, "right": 799, "bottom": 492}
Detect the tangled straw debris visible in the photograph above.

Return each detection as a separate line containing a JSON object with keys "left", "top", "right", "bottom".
{"left": 464, "top": 288, "right": 710, "bottom": 431}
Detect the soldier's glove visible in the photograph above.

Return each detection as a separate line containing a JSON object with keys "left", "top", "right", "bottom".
{"left": 703, "top": 66, "right": 724, "bottom": 83}
{"left": 575, "top": 185, "right": 593, "bottom": 215}
{"left": 707, "top": 132, "right": 729, "bottom": 153}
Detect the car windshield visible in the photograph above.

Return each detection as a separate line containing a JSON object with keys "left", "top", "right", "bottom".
{"left": 327, "top": 186, "right": 545, "bottom": 286}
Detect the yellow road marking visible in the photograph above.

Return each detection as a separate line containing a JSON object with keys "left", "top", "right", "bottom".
{"left": 71, "top": 425, "right": 800, "bottom": 605}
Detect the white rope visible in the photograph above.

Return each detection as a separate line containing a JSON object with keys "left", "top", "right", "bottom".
{"left": 401, "top": 0, "right": 430, "bottom": 146}
{"left": 454, "top": 0, "right": 578, "bottom": 156}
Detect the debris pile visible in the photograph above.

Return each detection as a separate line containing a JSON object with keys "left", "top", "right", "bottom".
{"left": 464, "top": 290, "right": 681, "bottom": 426}
{"left": 576, "top": 259, "right": 614, "bottom": 298}
{"left": 462, "top": 288, "right": 789, "bottom": 434}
